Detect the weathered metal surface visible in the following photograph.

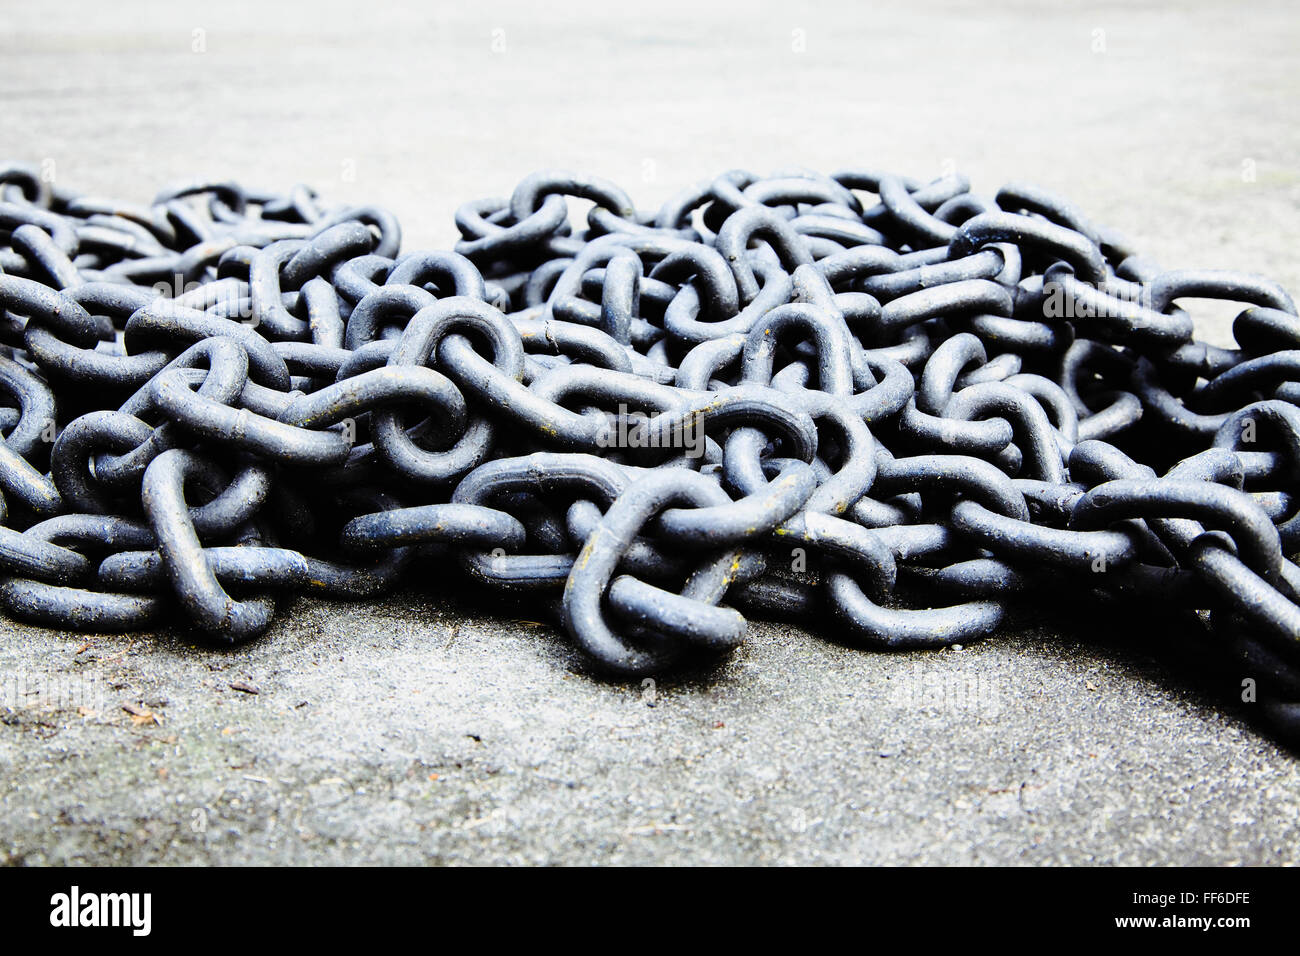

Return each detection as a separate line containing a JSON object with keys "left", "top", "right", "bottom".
{"left": 0, "top": 163, "right": 1297, "bottom": 740}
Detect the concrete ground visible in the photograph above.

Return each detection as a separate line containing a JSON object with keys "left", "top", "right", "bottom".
{"left": 1, "top": 0, "right": 1298, "bottom": 865}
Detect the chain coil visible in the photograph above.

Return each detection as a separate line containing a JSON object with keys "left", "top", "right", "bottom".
{"left": 1, "top": 162, "right": 1298, "bottom": 740}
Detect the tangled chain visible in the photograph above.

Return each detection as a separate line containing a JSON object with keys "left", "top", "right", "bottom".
{"left": 0, "top": 163, "right": 1298, "bottom": 740}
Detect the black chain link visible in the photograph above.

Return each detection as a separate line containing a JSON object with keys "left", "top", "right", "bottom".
{"left": 1, "top": 161, "right": 1298, "bottom": 741}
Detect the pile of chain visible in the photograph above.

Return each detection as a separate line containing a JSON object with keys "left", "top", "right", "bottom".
{"left": 1, "top": 163, "right": 1298, "bottom": 738}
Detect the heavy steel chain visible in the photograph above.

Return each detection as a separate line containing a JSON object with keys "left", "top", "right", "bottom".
{"left": 1, "top": 162, "right": 1298, "bottom": 740}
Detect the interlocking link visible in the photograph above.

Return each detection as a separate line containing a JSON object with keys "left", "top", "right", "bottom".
{"left": 1, "top": 160, "right": 1298, "bottom": 741}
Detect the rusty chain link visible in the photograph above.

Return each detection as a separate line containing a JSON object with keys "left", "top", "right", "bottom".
{"left": 1, "top": 161, "right": 1298, "bottom": 740}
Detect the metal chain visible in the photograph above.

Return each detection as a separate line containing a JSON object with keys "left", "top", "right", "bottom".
{"left": 1, "top": 162, "right": 1298, "bottom": 740}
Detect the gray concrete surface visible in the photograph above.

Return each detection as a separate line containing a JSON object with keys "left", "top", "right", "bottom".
{"left": 1, "top": 0, "right": 1299, "bottom": 865}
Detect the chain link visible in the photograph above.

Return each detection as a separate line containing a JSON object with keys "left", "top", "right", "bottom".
{"left": 1, "top": 162, "right": 1297, "bottom": 740}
